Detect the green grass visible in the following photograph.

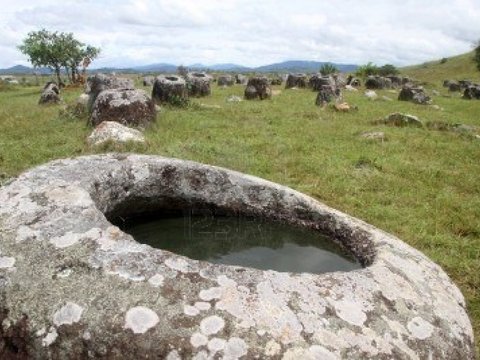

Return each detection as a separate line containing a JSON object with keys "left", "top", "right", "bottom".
{"left": 0, "top": 55, "right": 480, "bottom": 354}
{"left": 404, "top": 51, "right": 479, "bottom": 87}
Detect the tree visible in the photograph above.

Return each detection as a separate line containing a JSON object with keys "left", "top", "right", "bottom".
{"left": 319, "top": 63, "right": 338, "bottom": 76}
{"left": 378, "top": 64, "right": 399, "bottom": 76}
{"left": 474, "top": 41, "right": 480, "bottom": 72}
{"left": 18, "top": 29, "right": 100, "bottom": 85}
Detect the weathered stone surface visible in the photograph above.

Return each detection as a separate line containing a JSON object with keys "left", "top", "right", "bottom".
{"left": 364, "top": 90, "right": 378, "bottom": 100}
{"left": 0, "top": 154, "right": 474, "bottom": 359}
{"left": 226, "top": 95, "right": 243, "bottom": 103}
{"left": 448, "top": 82, "right": 461, "bottom": 92}
{"left": 360, "top": 131, "right": 386, "bottom": 141}
{"left": 269, "top": 77, "right": 283, "bottom": 86}
{"left": 217, "top": 75, "right": 234, "bottom": 87}
{"left": 244, "top": 77, "right": 271, "bottom": 100}
{"left": 143, "top": 76, "right": 155, "bottom": 87}
{"left": 90, "top": 89, "right": 156, "bottom": 127}
{"left": 315, "top": 85, "right": 337, "bottom": 106}
{"left": 285, "top": 73, "right": 307, "bottom": 89}
{"left": 309, "top": 74, "right": 335, "bottom": 91}
{"left": 85, "top": 74, "right": 135, "bottom": 111}
{"left": 186, "top": 72, "right": 212, "bottom": 97}
{"left": 381, "top": 112, "right": 423, "bottom": 127}
{"left": 365, "top": 76, "right": 392, "bottom": 90}
{"left": 463, "top": 85, "right": 480, "bottom": 100}
{"left": 398, "top": 86, "right": 431, "bottom": 105}
{"left": 87, "top": 121, "right": 146, "bottom": 146}
{"left": 151, "top": 75, "right": 188, "bottom": 105}
{"left": 347, "top": 75, "right": 361, "bottom": 87}
{"left": 235, "top": 74, "right": 247, "bottom": 85}
{"left": 39, "top": 82, "right": 61, "bottom": 105}
{"left": 386, "top": 76, "right": 402, "bottom": 87}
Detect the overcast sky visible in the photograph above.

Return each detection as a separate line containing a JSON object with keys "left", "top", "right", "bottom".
{"left": 1, "top": 0, "right": 479, "bottom": 68}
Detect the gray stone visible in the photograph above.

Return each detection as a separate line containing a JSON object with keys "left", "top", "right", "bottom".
{"left": 151, "top": 75, "right": 188, "bottom": 105}
{"left": 143, "top": 76, "right": 155, "bottom": 87}
{"left": 217, "top": 75, "right": 234, "bottom": 87}
{"left": 360, "top": 131, "right": 386, "bottom": 141}
{"left": 382, "top": 112, "right": 423, "bottom": 127}
{"left": 85, "top": 74, "right": 135, "bottom": 111}
{"left": 244, "top": 77, "right": 271, "bottom": 100}
{"left": 0, "top": 154, "right": 473, "bottom": 359}
{"left": 398, "top": 86, "right": 431, "bottom": 105}
{"left": 226, "top": 95, "right": 243, "bottom": 103}
{"left": 235, "top": 74, "right": 247, "bottom": 85}
{"left": 186, "top": 72, "right": 212, "bottom": 97}
{"left": 87, "top": 121, "right": 146, "bottom": 146}
{"left": 365, "top": 76, "right": 392, "bottom": 90}
{"left": 315, "top": 85, "right": 337, "bottom": 106}
{"left": 463, "top": 85, "right": 480, "bottom": 100}
{"left": 309, "top": 74, "right": 335, "bottom": 91}
{"left": 285, "top": 73, "right": 307, "bottom": 89}
{"left": 364, "top": 90, "right": 378, "bottom": 100}
{"left": 39, "top": 82, "right": 61, "bottom": 105}
{"left": 90, "top": 89, "right": 156, "bottom": 127}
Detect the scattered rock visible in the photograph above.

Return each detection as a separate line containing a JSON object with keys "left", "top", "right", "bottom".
{"left": 315, "top": 85, "right": 337, "bottom": 107}
{"left": 217, "top": 75, "right": 234, "bottom": 87}
{"left": 226, "top": 95, "right": 243, "bottom": 103}
{"left": 448, "top": 82, "right": 461, "bottom": 92}
{"left": 385, "top": 76, "right": 402, "bottom": 88}
{"left": 87, "top": 121, "right": 146, "bottom": 146}
{"left": 309, "top": 74, "right": 335, "bottom": 91}
{"left": 333, "top": 102, "right": 352, "bottom": 112}
{"left": 380, "top": 112, "right": 423, "bottom": 128}
{"left": 431, "top": 90, "right": 440, "bottom": 96}
{"left": 285, "top": 73, "right": 307, "bottom": 89}
{"left": 186, "top": 72, "right": 212, "bottom": 97}
{"left": 360, "top": 131, "right": 386, "bottom": 141}
{"left": 271, "top": 90, "right": 282, "bottom": 96}
{"left": 365, "top": 76, "right": 392, "bottom": 90}
{"left": 269, "top": 77, "right": 283, "bottom": 86}
{"left": 199, "top": 104, "right": 221, "bottom": 109}
{"left": 426, "top": 121, "right": 479, "bottom": 135}
{"left": 398, "top": 86, "right": 431, "bottom": 105}
{"left": 364, "top": 90, "right": 378, "bottom": 100}
{"left": 85, "top": 74, "right": 135, "bottom": 111}
{"left": 346, "top": 75, "right": 361, "bottom": 87}
{"left": 345, "top": 85, "right": 358, "bottom": 92}
{"left": 151, "top": 75, "right": 188, "bottom": 106}
{"left": 143, "top": 76, "right": 155, "bottom": 86}
{"left": 235, "top": 74, "right": 247, "bottom": 85}
{"left": 244, "top": 77, "right": 271, "bottom": 100}
{"left": 39, "top": 82, "right": 61, "bottom": 105}
{"left": 90, "top": 89, "right": 156, "bottom": 127}
{"left": 463, "top": 85, "right": 480, "bottom": 100}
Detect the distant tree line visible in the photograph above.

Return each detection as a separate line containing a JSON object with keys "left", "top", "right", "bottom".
{"left": 355, "top": 62, "right": 399, "bottom": 77}
{"left": 18, "top": 29, "right": 100, "bottom": 85}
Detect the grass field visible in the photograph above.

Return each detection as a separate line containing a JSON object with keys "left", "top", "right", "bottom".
{"left": 1, "top": 53, "right": 479, "bottom": 354}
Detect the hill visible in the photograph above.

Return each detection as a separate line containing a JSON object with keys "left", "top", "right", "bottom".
{"left": 254, "top": 60, "right": 357, "bottom": 73}
{"left": 402, "top": 51, "right": 479, "bottom": 85}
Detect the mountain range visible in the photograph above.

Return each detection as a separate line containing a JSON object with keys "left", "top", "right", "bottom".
{"left": 0, "top": 61, "right": 357, "bottom": 75}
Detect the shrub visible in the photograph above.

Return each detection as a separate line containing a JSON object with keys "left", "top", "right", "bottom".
{"left": 319, "top": 63, "right": 338, "bottom": 76}
{"left": 378, "top": 64, "right": 399, "bottom": 76}
{"left": 440, "top": 57, "right": 448, "bottom": 64}
{"left": 355, "top": 62, "right": 379, "bottom": 77}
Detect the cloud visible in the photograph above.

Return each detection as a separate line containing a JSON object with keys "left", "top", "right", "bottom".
{"left": 1, "top": 0, "right": 479, "bottom": 68}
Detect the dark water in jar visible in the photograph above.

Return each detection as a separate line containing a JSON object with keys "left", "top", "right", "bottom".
{"left": 122, "top": 213, "right": 361, "bottom": 274}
